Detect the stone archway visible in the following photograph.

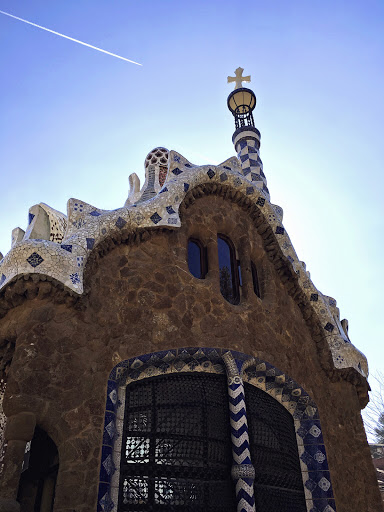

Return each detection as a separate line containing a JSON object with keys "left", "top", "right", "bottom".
{"left": 98, "top": 348, "right": 336, "bottom": 512}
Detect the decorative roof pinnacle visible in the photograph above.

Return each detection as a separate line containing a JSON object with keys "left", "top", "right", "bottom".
{"left": 227, "top": 67, "right": 251, "bottom": 90}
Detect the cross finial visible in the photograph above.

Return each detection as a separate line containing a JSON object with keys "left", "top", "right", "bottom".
{"left": 227, "top": 67, "right": 251, "bottom": 90}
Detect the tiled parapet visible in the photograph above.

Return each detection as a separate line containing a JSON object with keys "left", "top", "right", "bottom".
{"left": 0, "top": 149, "right": 368, "bottom": 380}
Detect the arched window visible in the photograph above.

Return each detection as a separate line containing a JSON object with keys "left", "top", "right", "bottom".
{"left": 217, "top": 235, "right": 239, "bottom": 305}
{"left": 251, "top": 261, "right": 261, "bottom": 298}
{"left": 17, "top": 427, "right": 59, "bottom": 512}
{"left": 187, "top": 239, "right": 207, "bottom": 279}
{"left": 118, "top": 373, "right": 235, "bottom": 511}
{"left": 244, "top": 383, "right": 306, "bottom": 512}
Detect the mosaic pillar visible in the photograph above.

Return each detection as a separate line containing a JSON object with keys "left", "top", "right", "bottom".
{"left": 222, "top": 351, "right": 256, "bottom": 512}
{"left": 232, "top": 126, "right": 270, "bottom": 201}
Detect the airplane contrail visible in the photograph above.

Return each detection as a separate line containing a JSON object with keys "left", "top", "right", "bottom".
{"left": 0, "top": 9, "right": 142, "bottom": 66}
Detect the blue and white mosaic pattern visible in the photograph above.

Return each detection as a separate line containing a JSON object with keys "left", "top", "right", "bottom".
{"left": 0, "top": 146, "right": 367, "bottom": 377}
{"left": 98, "top": 348, "right": 337, "bottom": 512}
{"left": 236, "top": 139, "right": 270, "bottom": 200}
{"left": 223, "top": 351, "right": 256, "bottom": 512}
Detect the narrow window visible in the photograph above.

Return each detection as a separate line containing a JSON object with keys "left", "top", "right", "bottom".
{"left": 251, "top": 261, "right": 261, "bottom": 298}
{"left": 188, "top": 239, "right": 207, "bottom": 279}
{"left": 217, "top": 235, "right": 239, "bottom": 305}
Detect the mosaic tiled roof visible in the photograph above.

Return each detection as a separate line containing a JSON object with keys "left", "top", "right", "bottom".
{"left": 0, "top": 147, "right": 368, "bottom": 380}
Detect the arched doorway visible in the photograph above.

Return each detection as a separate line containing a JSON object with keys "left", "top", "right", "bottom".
{"left": 119, "top": 373, "right": 236, "bottom": 511}
{"left": 98, "top": 349, "right": 335, "bottom": 512}
{"left": 17, "top": 426, "right": 58, "bottom": 512}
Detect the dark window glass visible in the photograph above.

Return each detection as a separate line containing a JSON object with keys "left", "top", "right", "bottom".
{"left": 119, "top": 373, "right": 236, "bottom": 511}
{"left": 238, "top": 261, "right": 242, "bottom": 287}
{"left": 188, "top": 239, "right": 207, "bottom": 279}
{"left": 217, "top": 235, "right": 239, "bottom": 305}
{"left": 245, "top": 384, "right": 307, "bottom": 512}
{"left": 251, "top": 261, "right": 261, "bottom": 298}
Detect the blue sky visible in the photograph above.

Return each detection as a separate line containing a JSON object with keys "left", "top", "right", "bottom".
{"left": 0, "top": 1, "right": 383, "bottom": 431}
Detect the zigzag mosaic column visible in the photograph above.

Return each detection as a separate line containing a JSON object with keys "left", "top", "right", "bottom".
{"left": 233, "top": 127, "right": 270, "bottom": 201}
{"left": 222, "top": 351, "right": 256, "bottom": 512}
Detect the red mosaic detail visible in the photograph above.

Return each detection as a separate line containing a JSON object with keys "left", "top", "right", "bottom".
{"left": 159, "top": 166, "right": 168, "bottom": 187}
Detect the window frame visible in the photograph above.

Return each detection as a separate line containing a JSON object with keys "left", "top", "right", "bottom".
{"left": 217, "top": 234, "right": 240, "bottom": 305}
{"left": 251, "top": 260, "right": 261, "bottom": 298}
{"left": 187, "top": 238, "right": 208, "bottom": 279}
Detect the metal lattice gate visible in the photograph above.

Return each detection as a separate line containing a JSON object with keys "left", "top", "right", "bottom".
{"left": 118, "top": 374, "right": 307, "bottom": 512}
{"left": 244, "top": 383, "right": 307, "bottom": 512}
{"left": 119, "top": 373, "right": 236, "bottom": 511}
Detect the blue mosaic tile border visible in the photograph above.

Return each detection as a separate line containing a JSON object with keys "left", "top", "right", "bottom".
{"left": 97, "top": 348, "right": 336, "bottom": 512}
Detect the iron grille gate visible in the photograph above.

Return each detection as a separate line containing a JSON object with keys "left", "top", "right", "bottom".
{"left": 119, "top": 373, "right": 236, "bottom": 511}
{"left": 244, "top": 383, "right": 307, "bottom": 512}
{"left": 119, "top": 373, "right": 307, "bottom": 512}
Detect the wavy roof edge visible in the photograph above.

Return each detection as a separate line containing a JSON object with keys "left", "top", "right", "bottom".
{"left": 0, "top": 149, "right": 368, "bottom": 380}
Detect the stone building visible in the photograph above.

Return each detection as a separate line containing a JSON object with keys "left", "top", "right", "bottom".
{"left": 0, "top": 70, "right": 382, "bottom": 512}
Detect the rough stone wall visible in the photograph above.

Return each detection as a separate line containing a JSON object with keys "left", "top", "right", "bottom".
{"left": 0, "top": 194, "right": 381, "bottom": 511}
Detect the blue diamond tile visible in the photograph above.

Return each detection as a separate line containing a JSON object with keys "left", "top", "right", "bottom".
{"left": 207, "top": 168, "right": 215, "bottom": 179}
{"left": 86, "top": 238, "right": 95, "bottom": 249}
{"left": 306, "top": 471, "right": 333, "bottom": 499}
{"left": 89, "top": 210, "right": 101, "bottom": 217}
{"left": 174, "top": 155, "right": 181, "bottom": 162}
{"left": 172, "top": 167, "right": 183, "bottom": 175}
{"left": 166, "top": 206, "right": 176, "bottom": 215}
{"left": 97, "top": 483, "right": 110, "bottom": 512}
{"left": 220, "top": 172, "right": 228, "bottom": 182}
{"left": 233, "top": 177, "right": 242, "bottom": 186}
{"left": 324, "top": 322, "right": 334, "bottom": 332}
{"left": 305, "top": 477, "right": 318, "bottom": 493}
{"left": 310, "top": 498, "right": 336, "bottom": 512}
{"left": 150, "top": 212, "right": 162, "bottom": 224}
{"left": 310, "top": 293, "right": 318, "bottom": 301}
{"left": 99, "top": 490, "right": 114, "bottom": 512}
{"left": 61, "top": 244, "right": 72, "bottom": 252}
{"left": 103, "top": 411, "right": 116, "bottom": 445}
{"left": 299, "top": 420, "right": 324, "bottom": 445}
{"left": 246, "top": 187, "right": 254, "bottom": 195}
{"left": 256, "top": 197, "right": 265, "bottom": 207}
{"left": 239, "top": 140, "right": 247, "bottom": 150}
{"left": 275, "top": 226, "right": 285, "bottom": 235}
{"left": 27, "top": 252, "right": 44, "bottom": 268}
{"left": 184, "top": 163, "right": 192, "bottom": 168}
{"left": 115, "top": 217, "right": 126, "bottom": 229}
{"left": 70, "top": 272, "right": 80, "bottom": 284}
{"left": 301, "top": 445, "right": 329, "bottom": 471}
{"left": 184, "top": 183, "right": 189, "bottom": 192}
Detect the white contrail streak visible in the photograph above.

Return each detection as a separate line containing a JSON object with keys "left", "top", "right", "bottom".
{"left": 0, "top": 9, "right": 142, "bottom": 66}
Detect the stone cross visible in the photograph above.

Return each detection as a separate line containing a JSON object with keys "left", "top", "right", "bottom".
{"left": 227, "top": 67, "right": 251, "bottom": 90}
